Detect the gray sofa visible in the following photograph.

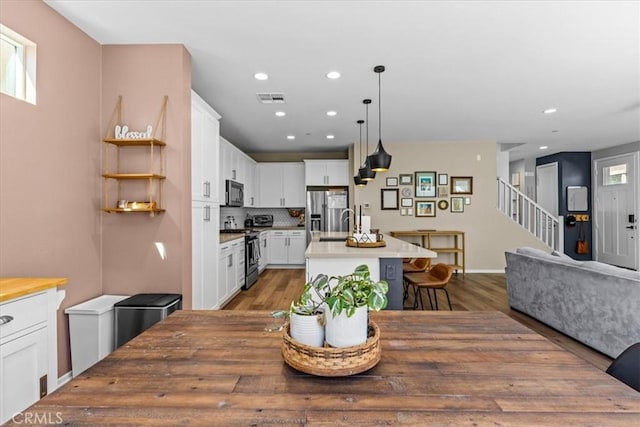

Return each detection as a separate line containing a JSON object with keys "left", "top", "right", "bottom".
{"left": 505, "top": 247, "right": 640, "bottom": 358}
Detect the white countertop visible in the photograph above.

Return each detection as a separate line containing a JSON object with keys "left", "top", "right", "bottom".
{"left": 305, "top": 232, "right": 436, "bottom": 259}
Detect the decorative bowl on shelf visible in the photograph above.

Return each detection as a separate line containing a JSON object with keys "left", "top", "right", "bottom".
{"left": 288, "top": 208, "right": 303, "bottom": 218}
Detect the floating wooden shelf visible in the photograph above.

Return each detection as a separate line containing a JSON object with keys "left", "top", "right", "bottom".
{"left": 103, "top": 138, "right": 166, "bottom": 147}
{"left": 102, "top": 173, "right": 166, "bottom": 180}
{"left": 102, "top": 208, "right": 166, "bottom": 213}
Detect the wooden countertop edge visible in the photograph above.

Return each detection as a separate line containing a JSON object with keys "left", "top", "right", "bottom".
{"left": 0, "top": 277, "right": 68, "bottom": 302}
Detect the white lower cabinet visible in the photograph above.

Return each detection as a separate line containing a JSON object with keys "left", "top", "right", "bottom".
{"left": 258, "top": 231, "right": 269, "bottom": 273}
{"left": 218, "top": 238, "right": 245, "bottom": 308}
{"left": 1, "top": 292, "right": 52, "bottom": 424}
{"left": 268, "top": 230, "right": 306, "bottom": 265}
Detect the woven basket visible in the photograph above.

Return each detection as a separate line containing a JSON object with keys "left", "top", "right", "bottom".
{"left": 345, "top": 239, "right": 386, "bottom": 248}
{"left": 282, "top": 322, "right": 381, "bottom": 376}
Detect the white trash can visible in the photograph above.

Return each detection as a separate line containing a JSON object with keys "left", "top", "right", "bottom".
{"left": 65, "top": 295, "right": 129, "bottom": 377}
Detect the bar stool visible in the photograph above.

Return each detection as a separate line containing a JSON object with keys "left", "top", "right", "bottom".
{"left": 402, "top": 258, "right": 431, "bottom": 305}
{"left": 403, "top": 263, "right": 453, "bottom": 310}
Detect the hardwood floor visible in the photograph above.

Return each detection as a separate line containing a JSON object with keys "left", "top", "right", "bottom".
{"left": 224, "top": 269, "right": 613, "bottom": 371}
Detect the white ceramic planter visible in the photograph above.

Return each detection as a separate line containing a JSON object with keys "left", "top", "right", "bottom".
{"left": 324, "top": 305, "right": 368, "bottom": 348}
{"left": 290, "top": 312, "right": 325, "bottom": 347}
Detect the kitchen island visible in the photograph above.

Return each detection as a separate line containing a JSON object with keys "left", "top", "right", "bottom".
{"left": 10, "top": 310, "right": 639, "bottom": 426}
{"left": 305, "top": 232, "right": 436, "bottom": 309}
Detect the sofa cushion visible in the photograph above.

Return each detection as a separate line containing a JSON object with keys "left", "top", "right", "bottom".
{"left": 582, "top": 261, "right": 640, "bottom": 281}
{"left": 516, "top": 247, "right": 583, "bottom": 266}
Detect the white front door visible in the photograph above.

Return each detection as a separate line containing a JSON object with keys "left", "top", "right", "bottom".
{"left": 594, "top": 153, "right": 639, "bottom": 270}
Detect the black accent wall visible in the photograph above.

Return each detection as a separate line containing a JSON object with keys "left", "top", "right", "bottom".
{"left": 537, "top": 152, "right": 592, "bottom": 260}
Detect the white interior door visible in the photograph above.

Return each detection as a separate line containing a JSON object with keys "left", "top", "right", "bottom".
{"left": 594, "top": 153, "right": 639, "bottom": 270}
{"left": 535, "top": 162, "right": 559, "bottom": 216}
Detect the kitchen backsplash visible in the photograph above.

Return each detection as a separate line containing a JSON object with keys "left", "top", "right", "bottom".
{"left": 220, "top": 207, "right": 303, "bottom": 229}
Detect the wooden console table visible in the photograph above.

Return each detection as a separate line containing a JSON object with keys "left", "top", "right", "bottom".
{"left": 390, "top": 230, "right": 465, "bottom": 275}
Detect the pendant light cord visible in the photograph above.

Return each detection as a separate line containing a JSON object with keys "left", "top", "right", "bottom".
{"left": 359, "top": 121, "right": 363, "bottom": 166}
{"left": 378, "top": 71, "right": 382, "bottom": 140}
{"left": 366, "top": 102, "right": 369, "bottom": 155}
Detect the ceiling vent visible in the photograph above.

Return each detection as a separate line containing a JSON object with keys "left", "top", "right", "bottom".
{"left": 256, "top": 93, "right": 286, "bottom": 104}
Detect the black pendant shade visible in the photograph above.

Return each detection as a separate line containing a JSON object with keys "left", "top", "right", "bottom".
{"left": 368, "top": 65, "right": 392, "bottom": 172}
{"left": 353, "top": 119, "right": 367, "bottom": 187}
{"left": 359, "top": 99, "right": 376, "bottom": 181}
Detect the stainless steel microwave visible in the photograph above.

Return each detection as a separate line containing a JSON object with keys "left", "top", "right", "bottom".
{"left": 225, "top": 179, "right": 244, "bottom": 207}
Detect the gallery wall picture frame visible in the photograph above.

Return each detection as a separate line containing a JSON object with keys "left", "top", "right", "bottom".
{"left": 415, "top": 171, "right": 436, "bottom": 198}
{"left": 437, "top": 199, "right": 449, "bottom": 210}
{"left": 437, "top": 186, "right": 449, "bottom": 198}
{"left": 415, "top": 200, "right": 436, "bottom": 217}
{"left": 399, "top": 174, "right": 413, "bottom": 185}
{"left": 450, "top": 197, "right": 465, "bottom": 213}
{"left": 401, "top": 197, "right": 413, "bottom": 207}
{"left": 438, "top": 173, "right": 449, "bottom": 186}
{"left": 386, "top": 176, "right": 398, "bottom": 187}
{"left": 464, "top": 197, "right": 471, "bottom": 206}
{"left": 381, "top": 188, "right": 399, "bottom": 210}
{"left": 451, "top": 176, "right": 473, "bottom": 194}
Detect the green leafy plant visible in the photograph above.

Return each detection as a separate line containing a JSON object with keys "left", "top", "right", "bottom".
{"left": 322, "top": 264, "right": 389, "bottom": 318}
{"left": 289, "top": 273, "right": 328, "bottom": 316}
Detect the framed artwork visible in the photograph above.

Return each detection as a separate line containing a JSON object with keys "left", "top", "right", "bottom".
{"left": 437, "top": 186, "right": 449, "bottom": 198}
{"left": 401, "top": 187, "right": 412, "bottom": 197}
{"left": 415, "top": 200, "right": 436, "bottom": 217}
{"left": 438, "top": 173, "right": 449, "bottom": 186}
{"left": 464, "top": 197, "right": 471, "bottom": 206}
{"left": 451, "top": 176, "right": 473, "bottom": 194}
{"left": 437, "top": 199, "right": 449, "bottom": 210}
{"left": 399, "top": 174, "right": 413, "bottom": 185}
{"left": 386, "top": 176, "right": 398, "bottom": 187}
{"left": 381, "top": 188, "right": 399, "bottom": 210}
{"left": 415, "top": 171, "right": 436, "bottom": 198}
{"left": 401, "top": 197, "right": 413, "bottom": 207}
{"left": 450, "top": 197, "right": 465, "bottom": 213}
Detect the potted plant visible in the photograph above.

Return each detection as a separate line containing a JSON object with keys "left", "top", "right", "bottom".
{"left": 321, "top": 264, "right": 389, "bottom": 348}
{"left": 286, "top": 274, "right": 328, "bottom": 347}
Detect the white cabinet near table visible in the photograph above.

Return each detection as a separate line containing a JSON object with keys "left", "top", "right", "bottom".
{"left": 257, "top": 163, "right": 305, "bottom": 208}
{"left": 192, "top": 201, "right": 219, "bottom": 310}
{"left": 258, "top": 231, "right": 269, "bottom": 273}
{"left": 218, "top": 238, "right": 245, "bottom": 307}
{"left": 268, "top": 230, "right": 306, "bottom": 266}
{"left": 0, "top": 286, "right": 64, "bottom": 425}
{"left": 191, "top": 90, "right": 220, "bottom": 203}
{"left": 304, "top": 159, "right": 349, "bottom": 186}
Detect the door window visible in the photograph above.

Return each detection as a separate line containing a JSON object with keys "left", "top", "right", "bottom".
{"left": 603, "top": 164, "right": 627, "bottom": 185}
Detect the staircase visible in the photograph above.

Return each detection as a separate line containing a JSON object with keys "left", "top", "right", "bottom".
{"left": 496, "top": 177, "right": 563, "bottom": 251}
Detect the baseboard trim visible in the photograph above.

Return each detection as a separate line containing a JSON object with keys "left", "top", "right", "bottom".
{"left": 57, "top": 371, "right": 72, "bottom": 389}
{"left": 464, "top": 269, "right": 506, "bottom": 274}
{"left": 265, "top": 265, "right": 304, "bottom": 270}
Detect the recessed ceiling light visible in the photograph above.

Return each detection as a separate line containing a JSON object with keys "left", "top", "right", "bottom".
{"left": 326, "top": 71, "right": 341, "bottom": 79}
{"left": 551, "top": 130, "right": 559, "bottom": 133}
{"left": 326, "top": 111, "right": 337, "bottom": 117}
{"left": 275, "top": 111, "right": 286, "bottom": 117}
{"left": 326, "top": 134, "right": 335, "bottom": 140}
{"left": 286, "top": 135, "right": 296, "bottom": 140}
{"left": 543, "top": 108, "right": 557, "bottom": 114}
{"left": 539, "top": 146, "right": 548, "bottom": 150}
{"left": 254, "top": 72, "right": 269, "bottom": 80}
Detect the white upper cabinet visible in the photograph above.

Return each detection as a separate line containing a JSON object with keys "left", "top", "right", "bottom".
{"left": 191, "top": 90, "right": 221, "bottom": 202}
{"left": 257, "top": 163, "right": 305, "bottom": 208}
{"left": 219, "top": 137, "right": 257, "bottom": 206}
{"left": 304, "top": 159, "right": 349, "bottom": 186}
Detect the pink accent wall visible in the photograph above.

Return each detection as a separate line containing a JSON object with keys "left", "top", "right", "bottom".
{"left": 100, "top": 45, "right": 192, "bottom": 303}
{"left": 1, "top": 1, "right": 193, "bottom": 377}
{"left": 0, "top": 1, "right": 102, "bottom": 376}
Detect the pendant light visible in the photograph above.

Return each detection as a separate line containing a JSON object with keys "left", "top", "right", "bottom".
{"left": 368, "top": 65, "right": 392, "bottom": 172}
{"left": 353, "top": 120, "right": 367, "bottom": 187}
{"left": 358, "top": 99, "right": 376, "bottom": 181}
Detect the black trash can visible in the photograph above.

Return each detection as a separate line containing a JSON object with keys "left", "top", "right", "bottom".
{"left": 114, "top": 293, "right": 182, "bottom": 348}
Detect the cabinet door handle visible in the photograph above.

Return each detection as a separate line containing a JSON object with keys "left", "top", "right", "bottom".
{"left": 204, "top": 205, "right": 211, "bottom": 221}
{"left": 251, "top": 196, "right": 254, "bottom": 206}
{"left": 228, "top": 254, "right": 233, "bottom": 267}
{"left": 0, "top": 315, "right": 14, "bottom": 325}
{"left": 204, "top": 181, "right": 211, "bottom": 198}
{"left": 232, "top": 170, "right": 237, "bottom": 180}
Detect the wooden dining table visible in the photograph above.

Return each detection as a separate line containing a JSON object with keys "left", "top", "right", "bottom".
{"left": 10, "top": 310, "right": 639, "bottom": 426}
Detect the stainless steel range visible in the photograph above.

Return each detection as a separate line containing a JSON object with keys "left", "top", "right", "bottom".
{"left": 220, "top": 229, "right": 260, "bottom": 289}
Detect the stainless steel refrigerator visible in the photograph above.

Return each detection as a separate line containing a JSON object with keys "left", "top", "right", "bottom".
{"left": 306, "top": 187, "right": 349, "bottom": 244}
